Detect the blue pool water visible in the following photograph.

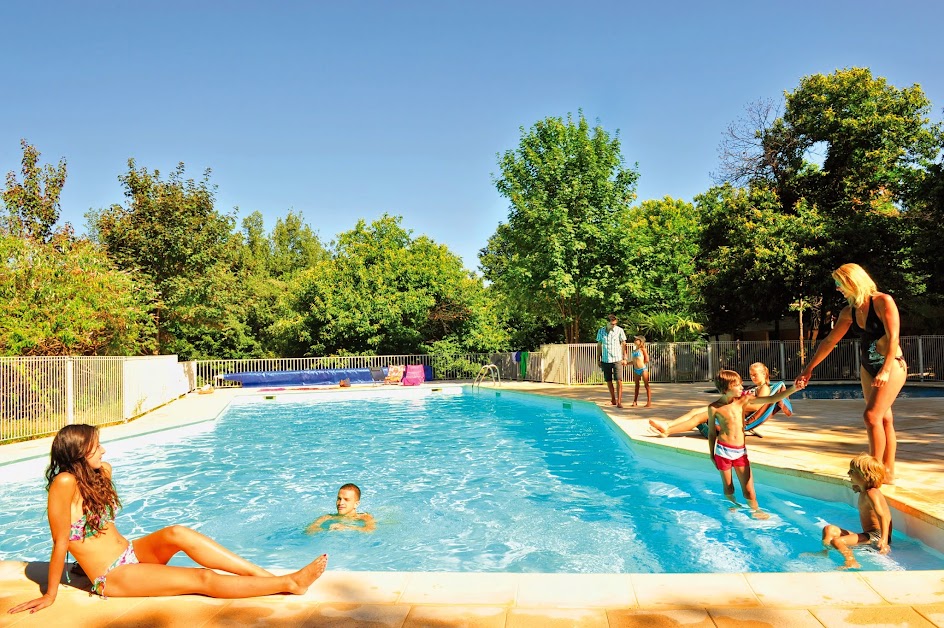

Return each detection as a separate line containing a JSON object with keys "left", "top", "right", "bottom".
{"left": 1, "top": 388, "right": 942, "bottom": 573}
{"left": 797, "top": 384, "right": 944, "bottom": 400}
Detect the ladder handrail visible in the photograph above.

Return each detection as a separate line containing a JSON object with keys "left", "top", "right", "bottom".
{"left": 472, "top": 364, "right": 500, "bottom": 388}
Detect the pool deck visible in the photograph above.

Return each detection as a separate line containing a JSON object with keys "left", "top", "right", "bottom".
{"left": 2, "top": 382, "right": 943, "bottom": 627}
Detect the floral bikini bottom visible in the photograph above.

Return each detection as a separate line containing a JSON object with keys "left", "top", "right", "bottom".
{"left": 90, "top": 542, "right": 140, "bottom": 597}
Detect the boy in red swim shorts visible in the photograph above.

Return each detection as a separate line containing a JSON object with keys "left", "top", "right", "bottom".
{"left": 707, "top": 370, "right": 804, "bottom": 519}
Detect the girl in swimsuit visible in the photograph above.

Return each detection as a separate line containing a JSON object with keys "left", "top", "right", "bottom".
{"left": 9, "top": 424, "right": 328, "bottom": 615}
{"left": 630, "top": 336, "right": 652, "bottom": 407}
{"left": 648, "top": 362, "right": 772, "bottom": 436}
{"left": 795, "top": 263, "right": 906, "bottom": 483}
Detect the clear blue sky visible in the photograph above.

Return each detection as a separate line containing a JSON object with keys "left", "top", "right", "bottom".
{"left": 3, "top": 1, "right": 942, "bottom": 270}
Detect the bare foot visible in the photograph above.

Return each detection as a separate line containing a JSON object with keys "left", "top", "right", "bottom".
{"left": 648, "top": 419, "right": 668, "bottom": 437}
{"left": 752, "top": 510, "right": 771, "bottom": 520}
{"left": 610, "top": 400, "right": 617, "bottom": 406}
{"left": 645, "top": 403, "right": 652, "bottom": 408}
{"left": 631, "top": 401, "right": 638, "bottom": 407}
{"left": 617, "top": 402, "right": 624, "bottom": 408}
{"left": 288, "top": 554, "right": 328, "bottom": 594}
{"left": 838, "top": 560, "right": 861, "bottom": 570}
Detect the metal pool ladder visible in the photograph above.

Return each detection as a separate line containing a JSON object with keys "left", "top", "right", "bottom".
{"left": 473, "top": 364, "right": 500, "bottom": 388}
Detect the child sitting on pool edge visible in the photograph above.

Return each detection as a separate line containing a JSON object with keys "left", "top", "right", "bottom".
{"left": 306, "top": 483, "right": 376, "bottom": 534}
{"left": 820, "top": 453, "right": 892, "bottom": 569}
{"left": 707, "top": 369, "right": 804, "bottom": 519}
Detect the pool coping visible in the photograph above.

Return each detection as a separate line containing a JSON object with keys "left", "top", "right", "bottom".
{"left": 2, "top": 383, "right": 944, "bottom": 627}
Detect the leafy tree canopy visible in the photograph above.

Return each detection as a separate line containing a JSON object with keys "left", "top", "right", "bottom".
{"left": 482, "top": 112, "right": 639, "bottom": 343}
{"left": 88, "top": 161, "right": 252, "bottom": 359}
{"left": 0, "top": 231, "right": 156, "bottom": 355}
{"left": 2, "top": 140, "right": 68, "bottom": 242}
{"left": 289, "top": 215, "right": 507, "bottom": 356}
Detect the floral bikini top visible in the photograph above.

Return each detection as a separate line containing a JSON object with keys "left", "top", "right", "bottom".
{"left": 69, "top": 509, "right": 114, "bottom": 541}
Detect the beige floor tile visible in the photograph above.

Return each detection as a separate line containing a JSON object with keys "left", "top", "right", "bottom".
{"left": 305, "top": 571, "right": 410, "bottom": 604}
{"left": 101, "top": 595, "right": 230, "bottom": 627}
{"left": 630, "top": 573, "right": 760, "bottom": 609}
{"left": 515, "top": 574, "right": 634, "bottom": 608}
{"left": 401, "top": 605, "right": 505, "bottom": 628}
{"left": 200, "top": 596, "right": 321, "bottom": 627}
{"left": 709, "top": 607, "right": 824, "bottom": 627}
{"left": 2, "top": 587, "right": 146, "bottom": 628}
{"left": 746, "top": 572, "right": 886, "bottom": 607}
{"left": 606, "top": 608, "right": 714, "bottom": 627}
{"left": 507, "top": 607, "right": 608, "bottom": 627}
{"left": 302, "top": 603, "right": 410, "bottom": 628}
{"left": 914, "top": 603, "right": 944, "bottom": 627}
{"left": 811, "top": 605, "right": 936, "bottom": 627}
{"left": 399, "top": 572, "right": 518, "bottom": 605}
{"left": 859, "top": 570, "right": 944, "bottom": 605}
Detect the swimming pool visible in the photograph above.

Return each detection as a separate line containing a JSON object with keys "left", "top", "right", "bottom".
{"left": 1, "top": 387, "right": 942, "bottom": 573}
{"left": 796, "top": 384, "right": 944, "bottom": 400}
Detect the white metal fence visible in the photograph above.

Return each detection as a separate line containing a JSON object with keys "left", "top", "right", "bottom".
{"left": 5, "top": 338, "right": 941, "bottom": 443}
{"left": 538, "top": 337, "right": 944, "bottom": 385}
{"left": 0, "top": 356, "right": 191, "bottom": 443}
{"left": 193, "top": 352, "right": 544, "bottom": 389}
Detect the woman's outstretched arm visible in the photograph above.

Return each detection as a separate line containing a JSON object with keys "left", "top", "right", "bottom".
{"left": 8, "top": 475, "right": 75, "bottom": 614}
{"left": 796, "top": 307, "right": 854, "bottom": 385}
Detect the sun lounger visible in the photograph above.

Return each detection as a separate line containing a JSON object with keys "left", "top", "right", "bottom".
{"left": 384, "top": 364, "right": 405, "bottom": 384}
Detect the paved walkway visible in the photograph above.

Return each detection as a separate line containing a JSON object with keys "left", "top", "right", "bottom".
{"left": 2, "top": 382, "right": 943, "bottom": 627}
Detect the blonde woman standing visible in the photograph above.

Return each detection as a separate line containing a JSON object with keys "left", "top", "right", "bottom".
{"left": 795, "top": 264, "right": 906, "bottom": 482}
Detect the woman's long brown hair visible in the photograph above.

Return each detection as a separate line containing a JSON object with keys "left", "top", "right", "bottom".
{"left": 46, "top": 424, "right": 121, "bottom": 537}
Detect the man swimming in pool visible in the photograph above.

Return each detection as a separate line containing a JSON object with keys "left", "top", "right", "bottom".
{"left": 707, "top": 370, "right": 804, "bottom": 519}
{"left": 306, "top": 484, "right": 376, "bottom": 534}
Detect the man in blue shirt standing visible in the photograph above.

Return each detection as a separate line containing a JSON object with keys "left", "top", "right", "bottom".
{"left": 596, "top": 314, "right": 628, "bottom": 408}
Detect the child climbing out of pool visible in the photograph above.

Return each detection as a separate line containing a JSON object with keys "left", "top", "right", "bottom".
{"left": 819, "top": 453, "right": 892, "bottom": 569}
{"left": 707, "top": 369, "right": 804, "bottom": 519}
{"left": 306, "top": 484, "right": 376, "bottom": 534}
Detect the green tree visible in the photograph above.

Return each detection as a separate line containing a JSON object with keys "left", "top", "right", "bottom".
{"left": 269, "top": 210, "right": 326, "bottom": 278}
{"left": 0, "top": 232, "right": 156, "bottom": 355}
{"left": 88, "top": 161, "right": 251, "bottom": 359}
{"left": 692, "top": 185, "right": 826, "bottom": 337}
{"left": 711, "top": 69, "right": 943, "bottom": 335}
{"left": 621, "top": 196, "right": 702, "bottom": 317}
{"left": 2, "top": 140, "right": 68, "bottom": 242}
{"left": 235, "top": 210, "right": 327, "bottom": 357}
{"left": 785, "top": 68, "right": 941, "bottom": 214}
{"left": 289, "top": 215, "right": 505, "bottom": 356}
{"left": 482, "top": 112, "right": 639, "bottom": 343}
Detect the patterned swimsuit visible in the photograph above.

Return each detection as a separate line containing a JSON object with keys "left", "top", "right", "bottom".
{"left": 70, "top": 510, "right": 139, "bottom": 597}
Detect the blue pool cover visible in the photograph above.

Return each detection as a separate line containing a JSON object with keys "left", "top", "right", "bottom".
{"left": 221, "top": 368, "right": 376, "bottom": 387}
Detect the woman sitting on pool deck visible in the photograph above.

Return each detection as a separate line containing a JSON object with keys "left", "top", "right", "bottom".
{"left": 9, "top": 424, "right": 328, "bottom": 615}
{"left": 649, "top": 362, "right": 774, "bottom": 437}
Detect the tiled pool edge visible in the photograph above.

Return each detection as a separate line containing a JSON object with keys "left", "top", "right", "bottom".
{"left": 2, "top": 561, "right": 944, "bottom": 610}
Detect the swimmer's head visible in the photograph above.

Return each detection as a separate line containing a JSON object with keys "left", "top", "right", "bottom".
{"left": 336, "top": 483, "right": 361, "bottom": 516}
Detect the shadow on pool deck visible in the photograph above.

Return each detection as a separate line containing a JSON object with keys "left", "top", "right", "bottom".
{"left": 2, "top": 381, "right": 944, "bottom": 627}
